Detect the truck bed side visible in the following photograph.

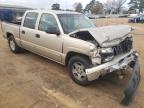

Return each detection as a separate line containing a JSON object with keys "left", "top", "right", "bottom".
{"left": 1, "top": 22, "right": 21, "bottom": 46}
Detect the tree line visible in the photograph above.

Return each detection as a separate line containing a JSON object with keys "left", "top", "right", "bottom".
{"left": 51, "top": 0, "right": 144, "bottom": 14}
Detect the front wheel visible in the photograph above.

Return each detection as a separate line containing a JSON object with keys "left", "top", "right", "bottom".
{"left": 8, "top": 35, "right": 22, "bottom": 53}
{"left": 68, "top": 56, "right": 92, "bottom": 86}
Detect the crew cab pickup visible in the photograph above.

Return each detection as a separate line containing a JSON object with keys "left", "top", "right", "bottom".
{"left": 1, "top": 11, "right": 140, "bottom": 104}
{"left": 1, "top": 10, "right": 141, "bottom": 105}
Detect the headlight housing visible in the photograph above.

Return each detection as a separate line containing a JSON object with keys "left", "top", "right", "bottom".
{"left": 100, "top": 48, "right": 114, "bottom": 63}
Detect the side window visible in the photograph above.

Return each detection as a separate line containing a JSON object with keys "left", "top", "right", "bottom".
{"left": 39, "top": 13, "right": 59, "bottom": 32}
{"left": 23, "top": 12, "right": 38, "bottom": 29}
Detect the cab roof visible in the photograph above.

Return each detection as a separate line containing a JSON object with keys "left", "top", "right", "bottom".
{"left": 26, "top": 10, "right": 81, "bottom": 15}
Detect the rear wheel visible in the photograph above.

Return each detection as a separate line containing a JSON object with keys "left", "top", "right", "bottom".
{"left": 8, "top": 35, "right": 22, "bottom": 53}
{"left": 68, "top": 56, "right": 92, "bottom": 86}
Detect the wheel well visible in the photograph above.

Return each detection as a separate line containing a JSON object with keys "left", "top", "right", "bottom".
{"left": 6, "top": 32, "right": 13, "bottom": 39}
{"left": 65, "top": 52, "right": 90, "bottom": 66}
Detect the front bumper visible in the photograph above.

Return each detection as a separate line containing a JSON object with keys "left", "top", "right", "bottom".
{"left": 121, "top": 58, "right": 140, "bottom": 106}
{"left": 86, "top": 50, "right": 138, "bottom": 81}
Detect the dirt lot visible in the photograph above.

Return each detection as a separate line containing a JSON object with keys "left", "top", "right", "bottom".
{"left": 0, "top": 18, "right": 144, "bottom": 108}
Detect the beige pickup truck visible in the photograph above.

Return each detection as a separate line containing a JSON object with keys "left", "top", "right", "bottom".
{"left": 1, "top": 10, "right": 140, "bottom": 89}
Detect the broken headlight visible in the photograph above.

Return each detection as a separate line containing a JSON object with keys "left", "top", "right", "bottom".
{"left": 100, "top": 48, "right": 114, "bottom": 63}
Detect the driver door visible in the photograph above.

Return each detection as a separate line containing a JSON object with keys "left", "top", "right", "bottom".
{"left": 33, "top": 13, "right": 63, "bottom": 62}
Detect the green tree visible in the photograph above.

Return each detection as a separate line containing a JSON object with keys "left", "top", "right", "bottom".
{"left": 51, "top": 3, "right": 60, "bottom": 10}
{"left": 73, "top": 2, "right": 83, "bottom": 12}
{"left": 85, "top": 0, "right": 104, "bottom": 14}
{"left": 85, "top": 0, "right": 95, "bottom": 11}
{"left": 91, "top": 1, "right": 104, "bottom": 14}
{"left": 128, "top": 0, "right": 144, "bottom": 13}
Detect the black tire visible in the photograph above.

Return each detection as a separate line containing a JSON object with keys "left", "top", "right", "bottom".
{"left": 8, "top": 35, "right": 22, "bottom": 53}
{"left": 68, "top": 56, "right": 92, "bottom": 86}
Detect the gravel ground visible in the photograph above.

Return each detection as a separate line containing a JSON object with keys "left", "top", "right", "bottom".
{"left": 0, "top": 18, "right": 144, "bottom": 108}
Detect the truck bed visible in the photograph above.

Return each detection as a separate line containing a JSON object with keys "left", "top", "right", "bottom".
{"left": 1, "top": 21, "right": 20, "bottom": 40}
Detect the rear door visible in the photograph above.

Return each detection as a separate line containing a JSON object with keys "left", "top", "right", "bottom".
{"left": 20, "top": 12, "right": 39, "bottom": 51}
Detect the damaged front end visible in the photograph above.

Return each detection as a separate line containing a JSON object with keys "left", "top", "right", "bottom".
{"left": 69, "top": 25, "right": 140, "bottom": 106}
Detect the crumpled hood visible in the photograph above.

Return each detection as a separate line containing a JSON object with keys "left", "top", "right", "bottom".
{"left": 69, "top": 25, "right": 132, "bottom": 47}
{"left": 88, "top": 25, "right": 132, "bottom": 46}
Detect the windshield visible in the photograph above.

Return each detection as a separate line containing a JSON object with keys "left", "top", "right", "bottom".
{"left": 57, "top": 14, "right": 96, "bottom": 34}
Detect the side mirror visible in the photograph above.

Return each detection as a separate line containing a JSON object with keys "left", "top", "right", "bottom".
{"left": 46, "top": 27, "right": 60, "bottom": 35}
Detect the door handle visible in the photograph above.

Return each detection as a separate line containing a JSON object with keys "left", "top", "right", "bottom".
{"left": 22, "top": 30, "right": 25, "bottom": 34}
{"left": 35, "top": 34, "right": 40, "bottom": 38}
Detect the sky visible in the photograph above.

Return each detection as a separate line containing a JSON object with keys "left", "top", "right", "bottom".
{"left": 0, "top": 0, "right": 107, "bottom": 9}
{"left": 0, "top": 0, "right": 129, "bottom": 9}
